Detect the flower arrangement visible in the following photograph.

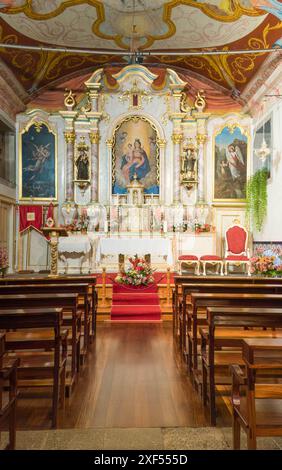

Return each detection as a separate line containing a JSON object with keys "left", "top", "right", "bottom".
{"left": 0, "top": 247, "right": 8, "bottom": 276}
{"left": 194, "top": 222, "right": 212, "bottom": 234}
{"left": 250, "top": 249, "right": 282, "bottom": 276}
{"left": 61, "top": 214, "right": 89, "bottom": 233}
{"left": 115, "top": 255, "right": 154, "bottom": 286}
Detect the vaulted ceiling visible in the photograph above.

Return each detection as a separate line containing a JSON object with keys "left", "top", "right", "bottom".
{"left": 0, "top": 1, "right": 281, "bottom": 101}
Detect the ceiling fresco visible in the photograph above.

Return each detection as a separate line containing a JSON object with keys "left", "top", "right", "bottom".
{"left": 0, "top": 1, "right": 281, "bottom": 100}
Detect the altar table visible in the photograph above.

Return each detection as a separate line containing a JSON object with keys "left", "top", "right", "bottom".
{"left": 58, "top": 235, "right": 93, "bottom": 273}
{"left": 96, "top": 237, "right": 173, "bottom": 265}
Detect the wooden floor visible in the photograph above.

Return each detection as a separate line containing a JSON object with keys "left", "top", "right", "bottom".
{"left": 15, "top": 322, "right": 212, "bottom": 430}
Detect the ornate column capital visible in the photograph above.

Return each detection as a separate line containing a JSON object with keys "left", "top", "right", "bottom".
{"left": 171, "top": 133, "right": 183, "bottom": 144}
{"left": 106, "top": 138, "right": 113, "bottom": 148}
{"left": 89, "top": 131, "right": 100, "bottom": 144}
{"left": 197, "top": 134, "right": 207, "bottom": 145}
{"left": 157, "top": 138, "right": 166, "bottom": 148}
{"left": 64, "top": 131, "right": 75, "bottom": 144}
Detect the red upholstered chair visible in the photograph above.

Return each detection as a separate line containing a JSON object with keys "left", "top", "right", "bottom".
{"left": 224, "top": 223, "right": 251, "bottom": 275}
{"left": 200, "top": 255, "right": 224, "bottom": 276}
{"left": 178, "top": 255, "right": 200, "bottom": 275}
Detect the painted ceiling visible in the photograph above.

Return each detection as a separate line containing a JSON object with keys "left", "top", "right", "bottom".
{"left": 0, "top": 0, "right": 281, "bottom": 101}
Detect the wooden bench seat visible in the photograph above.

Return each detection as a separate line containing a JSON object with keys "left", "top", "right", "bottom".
{"left": 232, "top": 338, "right": 282, "bottom": 449}
{"left": 0, "top": 334, "right": 19, "bottom": 450}
{"left": 187, "top": 293, "right": 282, "bottom": 375}
{"left": 179, "top": 283, "right": 282, "bottom": 356}
{"left": 0, "top": 275, "right": 97, "bottom": 338}
{"left": 0, "top": 308, "right": 67, "bottom": 428}
{"left": 173, "top": 274, "right": 282, "bottom": 336}
{"left": 201, "top": 308, "right": 282, "bottom": 425}
{"left": 0, "top": 294, "right": 79, "bottom": 394}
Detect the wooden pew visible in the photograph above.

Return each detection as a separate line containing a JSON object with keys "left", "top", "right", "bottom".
{"left": 179, "top": 283, "right": 282, "bottom": 355}
{"left": 200, "top": 307, "right": 282, "bottom": 425}
{"left": 0, "top": 294, "right": 79, "bottom": 395}
{"left": 187, "top": 293, "right": 282, "bottom": 377}
{"left": 231, "top": 338, "right": 282, "bottom": 450}
{"left": 0, "top": 283, "right": 90, "bottom": 357}
{"left": 0, "top": 275, "right": 97, "bottom": 339}
{"left": 0, "top": 333, "right": 19, "bottom": 450}
{"left": 173, "top": 274, "right": 282, "bottom": 337}
{"left": 0, "top": 308, "right": 67, "bottom": 428}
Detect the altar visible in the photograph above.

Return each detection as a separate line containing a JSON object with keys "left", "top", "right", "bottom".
{"left": 96, "top": 237, "right": 174, "bottom": 267}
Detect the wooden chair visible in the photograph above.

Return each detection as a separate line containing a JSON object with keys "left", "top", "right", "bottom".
{"left": 178, "top": 255, "right": 200, "bottom": 275}
{"left": 201, "top": 307, "right": 282, "bottom": 425}
{"left": 0, "top": 308, "right": 68, "bottom": 428}
{"left": 0, "top": 333, "right": 19, "bottom": 450}
{"left": 224, "top": 223, "right": 251, "bottom": 275}
{"left": 231, "top": 338, "right": 282, "bottom": 450}
{"left": 199, "top": 255, "right": 224, "bottom": 276}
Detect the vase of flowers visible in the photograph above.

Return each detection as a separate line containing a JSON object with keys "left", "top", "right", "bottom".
{"left": 115, "top": 255, "right": 154, "bottom": 287}
{"left": 0, "top": 247, "right": 8, "bottom": 277}
{"left": 250, "top": 249, "right": 282, "bottom": 277}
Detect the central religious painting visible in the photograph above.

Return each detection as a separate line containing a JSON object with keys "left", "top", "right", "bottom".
{"left": 112, "top": 116, "right": 159, "bottom": 195}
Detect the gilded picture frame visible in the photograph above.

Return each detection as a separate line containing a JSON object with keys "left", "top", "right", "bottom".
{"left": 19, "top": 121, "right": 57, "bottom": 201}
{"left": 112, "top": 115, "right": 160, "bottom": 195}
{"left": 213, "top": 123, "right": 249, "bottom": 204}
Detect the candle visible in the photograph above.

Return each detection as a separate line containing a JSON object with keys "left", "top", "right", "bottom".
{"left": 163, "top": 220, "right": 168, "bottom": 233}
{"left": 104, "top": 221, "right": 108, "bottom": 233}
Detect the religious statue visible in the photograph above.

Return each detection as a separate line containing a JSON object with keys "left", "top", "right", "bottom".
{"left": 181, "top": 139, "right": 198, "bottom": 190}
{"left": 75, "top": 137, "right": 90, "bottom": 182}
{"left": 61, "top": 202, "right": 78, "bottom": 227}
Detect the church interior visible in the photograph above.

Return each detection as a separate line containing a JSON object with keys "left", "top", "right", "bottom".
{"left": 1, "top": 0, "right": 282, "bottom": 453}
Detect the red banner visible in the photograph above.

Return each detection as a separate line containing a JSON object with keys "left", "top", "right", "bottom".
{"left": 19, "top": 205, "right": 43, "bottom": 234}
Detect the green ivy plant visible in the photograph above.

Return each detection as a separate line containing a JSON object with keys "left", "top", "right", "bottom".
{"left": 246, "top": 168, "right": 268, "bottom": 232}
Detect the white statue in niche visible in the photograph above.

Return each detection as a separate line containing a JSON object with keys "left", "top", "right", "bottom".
{"left": 87, "top": 205, "right": 100, "bottom": 232}
{"left": 61, "top": 203, "right": 78, "bottom": 227}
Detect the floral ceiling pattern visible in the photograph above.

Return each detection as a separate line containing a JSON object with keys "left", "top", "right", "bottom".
{"left": 0, "top": 0, "right": 281, "bottom": 98}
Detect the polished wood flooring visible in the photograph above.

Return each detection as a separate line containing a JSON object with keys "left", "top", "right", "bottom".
{"left": 16, "top": 322, "right": 210, "bottom": 429}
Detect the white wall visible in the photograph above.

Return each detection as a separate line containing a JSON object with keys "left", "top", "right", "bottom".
{"left": 252, "top": 100, "right": 282, "bottom": 242}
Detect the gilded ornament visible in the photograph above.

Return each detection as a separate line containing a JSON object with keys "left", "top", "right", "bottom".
{"left": 194, "top": 90, "right": 206, "bottom": 113}
{"left": 157, "top": 138, "right": 166, "bottom": 148}
{"left": 64, "top": 131, "right": 75, "bottom": 144}
{"left": 64, "top": 89, "right": 76, "bottom": 110}
{"left": 106, "top": 139, "right": 113, "bottom": 147}
{"left": 81, "top": 93, "right": 92, "bottom": 114}
{"left": 171, "top": 134, "right": 183, "bottom": 144}
{"left": 180, "top": 91, "right": 190, "bottom": 113}
{"left": 197, "top": 134, "right": 207, "bottom": 145}
{"left": 89, "top": 132, "right": 100, "bottom": 144}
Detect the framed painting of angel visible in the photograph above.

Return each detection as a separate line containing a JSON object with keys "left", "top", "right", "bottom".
{"left": 213, "top": 124, "right": 249, "bottom": 203}
{"left": 19, "top": 121, "right": 57, "bottom": 200}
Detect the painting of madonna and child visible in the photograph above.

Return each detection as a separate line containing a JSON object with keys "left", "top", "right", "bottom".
{"left": 112, "top": 117, "right": 159, "bottom": 195}
{"left": 213, "top": 125, "right": 248, "bottom": 202}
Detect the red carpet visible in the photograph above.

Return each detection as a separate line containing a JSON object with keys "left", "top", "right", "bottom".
{"left": 111, "top": 283, "right": 161, "bottom": 322}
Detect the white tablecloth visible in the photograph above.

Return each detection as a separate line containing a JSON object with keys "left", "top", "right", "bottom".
{"left": 58, "top": 235, "right": 92, "bottom": 254}
{"left": 96, "top": 237, "right": 173, "bottom": 265}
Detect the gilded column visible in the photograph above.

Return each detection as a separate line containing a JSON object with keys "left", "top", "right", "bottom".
{"left": 172, "top": 133, "right": 183, "bottom": 203}
{"left": 64, "top": 131, "right": 75, "bottom": 201}
{"left": 106, "top": 139, "right": 113, "bottom": 204}
{"left": 89, "top": 131, "right": 100, "bottom": 202}
{"left": 197, "top": 134, "right": 207, "bottom": 203}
